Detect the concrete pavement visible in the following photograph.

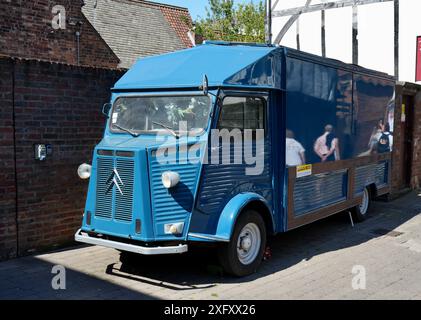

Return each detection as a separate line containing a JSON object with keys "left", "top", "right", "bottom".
{"left": 1, "top": 191, "right": 421, "bottom": 300}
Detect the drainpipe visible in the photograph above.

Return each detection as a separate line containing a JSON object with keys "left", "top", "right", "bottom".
{"left": 69, "top": 19, "right": 83, "bottom": 66}
{"left": 76, "top": 31, "right": 80, "bottom": 66}
{"left": 11, "top": 59, "right": 19, "bottom": 257}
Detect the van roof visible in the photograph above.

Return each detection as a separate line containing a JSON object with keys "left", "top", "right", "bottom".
{"left": 113, "top": 42, "right": 281, "bottom": 91}
{"left": 112, "top": 41, "right": 394, "bottom": 92}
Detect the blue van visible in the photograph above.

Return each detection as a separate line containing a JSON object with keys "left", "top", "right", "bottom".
{"left": 75, "top": 42, "right": 395, "bottom": 276}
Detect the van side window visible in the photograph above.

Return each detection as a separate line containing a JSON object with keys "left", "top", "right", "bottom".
{"left": 218, "top": 96, "right": 265, "bottom": 131}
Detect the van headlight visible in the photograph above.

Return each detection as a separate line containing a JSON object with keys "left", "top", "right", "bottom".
{"left": 78, "top": 163, "right": 92, "bottom": 180}
{"left": 164, "top": 222, "right": 184, "bottom": 235}
{"left": 162, "top": 171, "right": 180, "bottom": 189}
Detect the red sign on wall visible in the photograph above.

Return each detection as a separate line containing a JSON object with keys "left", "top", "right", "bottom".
{"left": 417, "top": 36, "right": 421, "bottom": 82}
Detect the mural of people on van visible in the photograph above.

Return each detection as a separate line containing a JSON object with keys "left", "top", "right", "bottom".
{"left": 364, "top": 121, "right": 384, "bottom": 156}
{"left": 314, "top": 124, "right": 340, "bottom": 162}
{"left": 285, "top": 58, "right": 395, "bottom": 167}
{"left": 353, "top": 74, "right": 395, "bottom": 157}
{"left": 377, "top": 123, "right": 393, "bottom": 153}
{"left": 286, "top": 129, "right": 306, "bottom": 166}
{"left": 359, "top": 121, "right": 394, "bottom": 156}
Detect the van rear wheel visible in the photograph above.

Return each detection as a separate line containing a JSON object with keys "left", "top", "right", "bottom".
{"left": 217, "top": 210, "right": 266, "bottom": 277}
{"left": 351, "top": 187, "right": 371, "bottom": 222}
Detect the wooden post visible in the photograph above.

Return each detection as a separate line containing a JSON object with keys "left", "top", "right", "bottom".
{"left": 265, "top": 0, "right": 272, "bottom": 44}
{"left": 273, "top": 0, "right": 312, "bottom": 45}
{"left": 321, "top": 10, "right": 326, "bottom": 57}
{"left": 272, "top": 0, "right": 280, "bottom": 10}
{"left": 273, "top": 0, "right": 394, "bottom": 18}
{"left": 272, "top": 0, "right": 395, "bottom": 66}
{"left": 352, "top": 5, "right": 358, "bottom": 65}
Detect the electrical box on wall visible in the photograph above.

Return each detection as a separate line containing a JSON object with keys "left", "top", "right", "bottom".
{"left": 34, "top": 144, "right": 52, "bottom": 161}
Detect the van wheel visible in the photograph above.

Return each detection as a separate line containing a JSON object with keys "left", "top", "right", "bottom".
{"left": 351, "top": 187, "right": 371, "bottom": 222}
{"left": 217, "top": 210, "right": 266, "bottom": 277}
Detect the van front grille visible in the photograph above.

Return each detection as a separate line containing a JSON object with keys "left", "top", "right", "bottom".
{"left": 114, "top": 159, "right": 134, "bottom": 222}
{"left": 95, "top": 154, "right": 135, "bottom": 222}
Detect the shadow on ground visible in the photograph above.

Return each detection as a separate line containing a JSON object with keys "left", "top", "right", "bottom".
{"left": 0, "top": 257, "right": 154, "bottom": 300}
{"left": 105, "top": 192, "right": 421, "bottom": 290}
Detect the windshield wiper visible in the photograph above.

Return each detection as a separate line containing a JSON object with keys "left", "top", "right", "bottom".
{"left": 152, "top": 121, "right": 180, "bottom": 139}
{"left": 113, "top": 124, "right": 139, "bottom": 137}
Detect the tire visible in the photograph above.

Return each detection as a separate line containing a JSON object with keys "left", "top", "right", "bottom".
{"left": 217, "top": 210, "right": 266, "bottom": 277}
{"left": 351, "top": 187, "right": 371, "bottom": 222}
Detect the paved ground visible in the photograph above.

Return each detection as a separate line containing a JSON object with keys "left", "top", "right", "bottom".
{"left": 1, "top": 191, "right": 421, "bottom": 300}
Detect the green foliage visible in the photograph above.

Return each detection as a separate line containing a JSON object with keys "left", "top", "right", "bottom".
{"left": 195, "top": 0, "right": 265, "bottom": 43}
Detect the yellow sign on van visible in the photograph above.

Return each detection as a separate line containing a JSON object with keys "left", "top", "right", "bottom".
{"left": 296, "top": 164, "right": 312, "bottom": 178}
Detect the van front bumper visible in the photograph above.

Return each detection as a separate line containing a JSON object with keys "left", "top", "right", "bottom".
{"left": 74, "top": 229, "right": 188, "bottom": 255}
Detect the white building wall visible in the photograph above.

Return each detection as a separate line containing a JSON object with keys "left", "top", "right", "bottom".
{"left": 272, "top": 0, "right": 421, "bottom": 83}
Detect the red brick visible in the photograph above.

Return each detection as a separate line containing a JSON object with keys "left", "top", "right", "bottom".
{"left": 0, "top": 57, "right": 124, "bottom": 259}
{"left": 0, "top": 0, "right": 120, "bottom": 68}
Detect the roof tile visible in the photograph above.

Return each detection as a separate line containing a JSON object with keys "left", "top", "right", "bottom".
{"left": 82, "top": 0, "right": 193, "bottom": 68}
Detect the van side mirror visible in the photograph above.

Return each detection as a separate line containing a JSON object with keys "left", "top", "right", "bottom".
{"left": 102, "top": 103, "right": 112, "bottom": 117}
{"left": 201, "top": 74, "right": 208, "bottom": 96}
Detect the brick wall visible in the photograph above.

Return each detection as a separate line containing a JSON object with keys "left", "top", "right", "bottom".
{"left": 411, "top": 92, "right": 421, "bottom": 189}
{"left": 0, "top": 57, "right": 124, "bottom": 259}
{"left": 0, "top": 0, "right": 119, "bottom": 68}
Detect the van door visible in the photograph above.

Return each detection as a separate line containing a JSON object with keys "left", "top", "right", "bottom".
{"left": 190, "top": 91, "right": 275, "bottom": 236}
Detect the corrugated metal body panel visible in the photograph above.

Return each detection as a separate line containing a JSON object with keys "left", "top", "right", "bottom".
{"left": 293, "top": 169, "right": 347, "bottom": 216}
{"left": 187, "top": 140, "right": 273, "bottom": 236}
{"left": 354, "top": 161, "right": 388, "bottom": 195}
{"left": 198, "top": 142, "right": 271, "bottom": 216}
{"left": 149, "top": 151, "right": 200, "bottom": 238}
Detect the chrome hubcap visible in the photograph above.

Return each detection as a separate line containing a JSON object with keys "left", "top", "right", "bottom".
{"left": 237, "top": 223, "right": 261, "bottom": 265}
{"left": 359, "top": 188, "right": 369, "bottom": 215}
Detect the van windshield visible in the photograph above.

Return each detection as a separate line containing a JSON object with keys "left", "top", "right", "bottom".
{"left": 110, "top": 95, "right": 212, "bottom": 135}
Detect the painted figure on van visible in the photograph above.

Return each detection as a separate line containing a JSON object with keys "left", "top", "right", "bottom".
{"left": 314, "top": 124, "right": 340, "bottom": 162}
{"left": 359, "top": 118, "right": 394, "bottom": 157}
{"left": 369, "top": 122, "right": 384, "bottom": 150}
{"left": 361, "top": 120, "right": 385, "bottom": 156}
{"left": 377, "top": 123, "right": 393, "bottom": 153}
{"left": 285, "top": 129, "right": 306, "bottom": 166}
